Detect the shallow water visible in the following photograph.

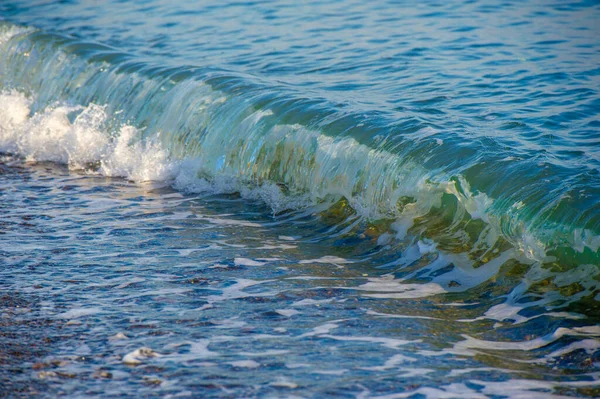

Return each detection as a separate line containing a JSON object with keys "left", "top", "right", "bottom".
{"left": 2, "top": 156, "right": 598, "bottom": 398}
{"left": 0, "top": 0, "right": 599, "bottom": 398}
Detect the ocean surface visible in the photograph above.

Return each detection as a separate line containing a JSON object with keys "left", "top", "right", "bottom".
{"left": 1, "top": 0, "right": 599, "bottom": 397}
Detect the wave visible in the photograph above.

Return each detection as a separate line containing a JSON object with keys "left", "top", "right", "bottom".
{"left": 0, "top": 21, "right": 599, "bottom": 268}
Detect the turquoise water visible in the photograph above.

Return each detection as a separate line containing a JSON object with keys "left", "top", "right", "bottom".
{"left": 0, "top": 0, "right": 599, "bottom": 397}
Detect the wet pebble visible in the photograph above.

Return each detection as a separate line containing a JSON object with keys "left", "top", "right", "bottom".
{"left": 37, "top": 371, "right": 57, "bottom": 379}
{"left": 92, "top": 370, "right": 113, "bottom": 379}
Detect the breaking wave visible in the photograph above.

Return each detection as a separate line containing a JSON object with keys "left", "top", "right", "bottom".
{"left": 1, "top": 21, "right": 599, "bottom": 270}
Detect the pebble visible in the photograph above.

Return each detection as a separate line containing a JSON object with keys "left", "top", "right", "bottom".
{"left": 92, "top": 370, "right": 113, "bottom": 379}
{"left": 38, "top": 371, "right": 57, "bottom": 379}
{"left": 142, "top": 376, "right": 163, "bottom": 385}
{"left": 32, "top": 362, "right": 46, "bottom": 370}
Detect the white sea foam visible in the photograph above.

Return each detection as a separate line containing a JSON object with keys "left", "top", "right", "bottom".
{"left": 351, "top": 248, "right": 514, "bottom": 299}
{"left": 56, "top": 307, "right": 102, "bottom": 319}
{"left": 299, "top": 255, "right": 355, "bottom": 265}
{"left": 101, "top": 126, "right": 176, "bottom": 181}
{"left": 275, "top": 309, "right": 300, "bottom": 317}
{"left": 298, "top": 322, "right": 340, "bottom": 337}
{"left": 541, "top": 339, "right": 600, "bottom": 363}
{"left": 445, "top": 177, "right": 493, "bottom": 223}
{"left": 318, "top": 334, "right": 419, "bottom": 350}
{"left": 573, "top": 228, "right": 600, "bottom": 253}
{"left": 476, "top": 379, "right": 592, "bottom": 399}
{"left": 0, "top": 90, "right": 176, "bottom": 180}
{"left": 0, "top": 24, "right": 30, "bottom": 45}
{"left": 419, "top": 325, "right": 600, "bottom": 359}
{"left": 360, "top": 354, "right": 417, "bottom": 371}
{"left": 234, "top": 257, "right": 266, "bottom": 267}
{"left": 161, "top": 340, "right": 217, "bottom": 363}
{"left": 122, "top": 347, "right": 161, "bottom": 365}
{"left": 229, "top": 360, "right": 260, "bottom": 368}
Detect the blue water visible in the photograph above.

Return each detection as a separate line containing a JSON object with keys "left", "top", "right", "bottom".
{"left": 0, "top": 0, "right": 599, "bottom": 397}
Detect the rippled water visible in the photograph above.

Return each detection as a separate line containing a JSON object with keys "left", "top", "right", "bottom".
{"left": 1, "top": 0, "right": 599, "bottom": 398}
